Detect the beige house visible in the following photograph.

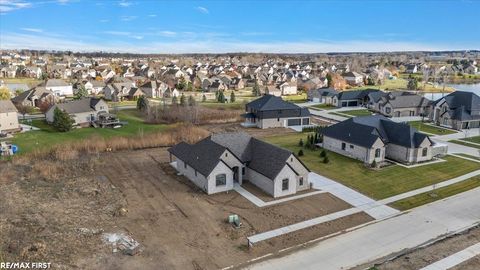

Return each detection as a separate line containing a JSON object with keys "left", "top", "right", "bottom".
{"left": 0, "top": 100, "right": 20, "bottom": 133}
{"left": 45, "top": 98, "right": 108, "bottom": 127}
{"left": 322, "top": 115, "right": 439, "bottom": 165}
{"left": 168, "top": 133, "right": 310, "bottom": 198}
{"left": 430, "top": 91, "right": 480, "bottom": 130}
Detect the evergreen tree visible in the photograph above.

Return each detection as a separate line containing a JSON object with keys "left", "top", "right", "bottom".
{"left": 298, "top": 138, "right": 304, "bottom": 147}
{"left": 252, "top": 81, "right": 260, "bottom": 96}
{"left": 52, "top": 107, "right": 74, "bottom": 132}
{"left": 202, "top": 94, "right": 207, "bottom": 102}
{"left": 188, "top": 95, "right": 196, "bottom": 106}
{"left": 323, "top": 156, "right": 329, "bottom": 164}
{"left": 217, "top": 91, "right": 226, "bottom": 103}
{"left": 326, "top": 73, "right": 332, "bottom": 88}
{"left": 180, "top": 93, "right": 186, "bottom": 106}
{"left": 136, "top": 95, "right": 147, "bottom": 111}
{"left": 74, "top": 86, "right": 89, "bottom": 100}
{"left": 298, "top": 149, "right": 304, "bottom": 156}
{"left": 320, "top": 150, "right": 326, "bottom": 158}
{"left": 230, "top": 91, "right": 236, "bottom": 103}
{"left": 264, "top": 86, "right": 269, "bottom": 95}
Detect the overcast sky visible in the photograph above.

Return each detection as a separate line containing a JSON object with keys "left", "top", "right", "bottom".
{"left": 0, "top": 0, "right": 479, "bottom": 53}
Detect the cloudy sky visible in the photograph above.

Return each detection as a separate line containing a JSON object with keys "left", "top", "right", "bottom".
{"left": 0, "top": 0, "right": 479, "bottom": 53}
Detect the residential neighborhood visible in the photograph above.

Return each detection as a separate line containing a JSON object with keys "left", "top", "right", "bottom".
{"left": 1, "top": 1, "right": 480, "bottom": 270}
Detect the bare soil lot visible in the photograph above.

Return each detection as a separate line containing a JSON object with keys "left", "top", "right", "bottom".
{"left": 1, "top": 148, "right": 372, "bottom": 270}
{"left": 366, "top": 226, "right": 480, "bottom": 270}
{"left": 200, "top": 122, "right": 296, "bottom": 138}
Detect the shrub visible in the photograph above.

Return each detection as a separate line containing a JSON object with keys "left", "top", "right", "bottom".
{"left": 323, "top": 156, "right": 329, "bottom": 164}
{"left": 371, "top": 160, "right": 377, "bottom": 168}
{"left": 298, "top": 149, "right": 304, "bottom": 156}
{"left": 298, "top": 138, "right": 304, "bottom": 147}
{"left": 320, "top": 150, "right": 326, "bottom": 158}
{"left": 230, "top": 91, "right": 236, "bottom": 103}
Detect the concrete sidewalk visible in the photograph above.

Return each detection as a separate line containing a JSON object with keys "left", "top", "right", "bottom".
{"left": 248, "top": 187, "right": 480, "bottom": 270}
{"left": 432, "top": 138, "right": 480, "bottom": 157}
{"left": 420, "top": 242, "right": 480, "bottom": 270}
{"left": 309, "top": 173, "right": 399, "bottom": 220}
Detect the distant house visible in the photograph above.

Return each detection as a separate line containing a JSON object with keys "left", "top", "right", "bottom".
{"left": 168, "top": 132, "right": 310, "bottom": 198}
{"left": 11, "top": 87, "right": 56, "bottom": 108}
{"left": 0, "top": 100, "right": 20, "bottom": 133}
{"left": 208, "top": 80, "right": 228, "bottom": 92}
{"left": 46, "top": 79, "right": 73, "bottom": 97}
{"left": 333, "top": 89, "right": 379, "bottom": 107}
{"left": 229, "top": 77, "right": 245, "bottom": 90}
{"left": 431, "top": 91, "right": 480, "bottom": 130}
{"left": 307, "top": 88, "right": 338, "bottom": 104}
{"left": 343, "top": 72, "right": 364, "bottom": 86}
{"left": 372, "top": 92, "right": 431, "bottom": 117}
{"left": 242, "top": 94, "right": 310, "bottom": 129}
{"left": 84, "top": 80, "right": 106, "bottom": 95}
{"left": 139, "top": 80, "right": 160, "bottom": 98}
{"left": 405, "top": 64, "right": 418, "bottom": 74}
{"left": 323, "top": 115, "right": 438, "bottom": 165}
{"left": 278, "top": 81, "right": 298, "bottom": 95}
{"left": 45, "top": 98, "right": 108, "bottom": 127}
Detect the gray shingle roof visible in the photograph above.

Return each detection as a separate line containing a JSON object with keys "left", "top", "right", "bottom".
{"left": 246, "top": 94, "right": 300, "bottom": 111}
{"left": 51, "top": 98, "right": 103, "bottom": 114}
{"left": 436, "top": 91, "right": 480, "bottom": 121}
{"left": 323, "top": 115, "right": 431, "bottom": 148}
{"left": 0, "top": 100, "right": 17, "bottom": 114}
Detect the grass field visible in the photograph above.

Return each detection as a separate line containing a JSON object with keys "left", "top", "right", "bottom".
{"left": 408, "top": 121, "right": 457, "bottom": 135}
{"left": 12, "top": 109, "right": 169, "bottom": 154}
{"left": 462, "top": 136, "right": 480, "bottom": 144}
{"left": 0, "top": 77, "right": 43, "bottom": 86}
{"left": 450, "top": 140, "right": 480, "bottom": 149}
{"left": 283, "top": 93, "right": 307, "bottom": 103}
{"left": 309, "top": 104, "right": 337, "bottom": 110}
{"left": 352, "top": 78, "right": 455, "bottom": 93}
{"left": 340, "top": 109, "right": 373, "bottom": 117}
{"left": 263, "top": 133, "right": 480, "bottom": 199}
{"left": 390, "top": 176, "right": 480, "bottom": 210}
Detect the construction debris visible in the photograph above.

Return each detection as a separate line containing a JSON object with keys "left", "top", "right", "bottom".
{"left": 103, "top": 233, "right": 141, "bottom": 256}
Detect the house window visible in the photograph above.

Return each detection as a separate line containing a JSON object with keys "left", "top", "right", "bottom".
{"left": 225, "top": 152, "right": 228, "bottom": 157}
{"left": 242, "top": 167, "right": 245, "bottom": 175}
{"left": 375, "top": 149, "right": 381, "bottom": 158}
{"left": 350, "top": 144, "right": 354, "bottom": 149}
{"left": 282, "top": 178, "right": 289, "bottom": 191}
{"left": 299, "top": 177, "right": 304, "bottom": 186}
{"left": 277, "top": 118, "right": 280, "bottom": 122}
{"left": 385, "top": 107, "right": 391, "bottom": 114}
{"left": 216, "top": 174, "right": 227, "bottom": 186}
{"left": 422, "top": 148, "right": 428, "bottom": 157}
{"left": 341, "top": 143, "right": 346, "bottom": 150}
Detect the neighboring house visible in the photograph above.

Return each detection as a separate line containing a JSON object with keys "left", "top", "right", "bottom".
{"left": 373, "top": 92, "right": 431, "bottom": 117}
{"left": 139, "top": 80, "right": 160, "bottom": 98}
{"left": 0, "top": 100, "right": 20, "bottom": 133}
{"left": 307, "top": 88, "right": 338, "bottom": 104}
{"left": 332, "top": 89, "right": 379, "bottom": 107}
{"left": 168, "top": 132, "right": 310, "bottom": 198}
{"left": 322, "top": 115, "right": 437, "bottom": 165}
{"left": 84, "top": 80, "right": 106, "bottom": 95}
{"left": 431, "top": 91, "right": 480, "bottom": 130}
{"left": 405, "top": 64, "right": 418, "bottom": 74}
{"left": 46, "top": 79, "right": 73, "bottom": 97}
{"left": 278, "top": 81, "right": 298, "bottom": 95}
{"left": 45, "top": 98, "right": 108, "bottom": 127}
{"left": 230, "top": 77, "right": 245, "bottom": 90}
{"left": 242, "top": 94, "right": 310, "bottom": 129}
{"left": 11, "top": 87, "right": 56, "bottom": 108}
{"left": 343, "top": 72, "right": 364, "bottom": 86}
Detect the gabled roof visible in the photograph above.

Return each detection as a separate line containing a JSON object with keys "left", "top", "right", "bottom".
{"left": 435, "top": 91, "right": 480, "bottom": 121}
{"left": 0, "top": 100, "right": 17, "bottom": 114}
{"left": 323, "top": 115, "right": 431, "bottom": 148}
{"left": 246, "top": 94, "right": 300, "bottom": 111}
{"left": 169, "top": 132, "right": 308, "bottom": 181}
{"left": 336, "top": 89, "right": 379, "bottom": 101}
{"left": 50, "top": 97, "right": 104, "bottom": 114}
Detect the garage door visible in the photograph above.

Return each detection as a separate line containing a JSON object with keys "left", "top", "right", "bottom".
{"left": 287, "top": 119, "right": 301, "bottom": 126}
{"left": 313, "top": 98, "right": 320, "bottom": 102}
{"left": 347, "top": 101, "right": 358, "bottom": 106}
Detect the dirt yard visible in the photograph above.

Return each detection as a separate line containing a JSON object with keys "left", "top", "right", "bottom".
{"left": 0, "top": 148, "right": 372, "bottom": 270}
{"left": 200, "top": 122, "right": 297, "bottom": 138}
{"left": 363, "top": 226, "right": 480, "bottom": 270}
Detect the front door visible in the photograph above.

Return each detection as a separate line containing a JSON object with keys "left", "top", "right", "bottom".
{"left": 233, "top": 167, "right": 239, "bottom": 183}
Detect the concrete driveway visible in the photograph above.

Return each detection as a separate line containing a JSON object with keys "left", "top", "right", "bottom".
{"left": 248, "top": 186, "right": 480, "bottom": 270}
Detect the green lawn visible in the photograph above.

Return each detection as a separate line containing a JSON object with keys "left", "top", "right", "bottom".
{"left": 352, "top": 77, "right": 455, "bottom": 93}
{"left": 283, "top": 93, "right": 307, "bottom": 103}
{"left": 455, "top": 154, "right": 480, "bottom": 160}
{"left": 450, "top": 140, "right": 480, "bottom": 149}
{"left": 409, "top": 121, "right": 457, "bottom": 135}
{"left": 12, "top": 109, "right": 169, "bottom": 154}
{"left": 390, "top": 176, "right": 480, "bottom": 210}
{"left": 328, "top": 112, "right": 352, "bottom": 118}
{"left": 309, "top": 104, "right": 337, "bottom": 110}
{"left": 263, "top": 133, "right": 480, "bottom": 200}
{"left": 340, "top": 109, "right": 373, "bottom": 117}
{"left": 462, "top": 136, "right": 480, "bottom": 144}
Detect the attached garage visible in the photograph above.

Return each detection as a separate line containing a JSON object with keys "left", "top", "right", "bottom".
{"left": 287, "top": 118, "right": 301, "bottom": 126}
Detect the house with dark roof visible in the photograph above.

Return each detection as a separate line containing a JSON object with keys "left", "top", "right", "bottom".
{"left": 371, "top": 91, "right": 431, "bottom": 117}
{"left": 45, "top": 97, "right": 108, "bottom": 127}
{"left": 11, "top": 86, "right": 56, "bottom": 108}
{"left": 168, "top": 132, "right": 310, "bottom": 197}
{"left": 322, "top": 115, "right": 437, "bottom": 165}
{"left": 431, "top": 91, "right": 480, "bottom": 130}
{"left": 332, "top": 89, "right": 379, "bottom": 107}
{"left": 242, "top": 95, "right": 310, "bottom": 129}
